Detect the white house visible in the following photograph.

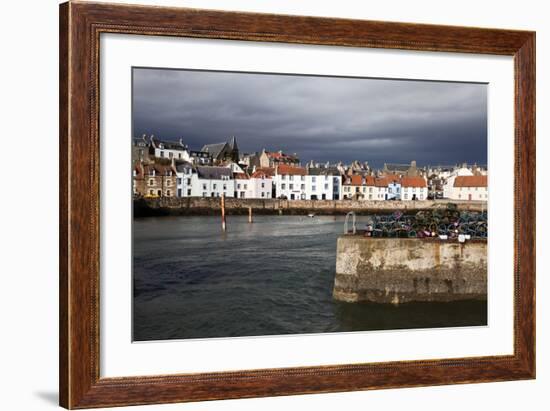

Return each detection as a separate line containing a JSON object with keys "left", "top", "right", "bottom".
{"left": 250, "top": 169, "right": 273, "bottom": 199}
{"left": 233, "top": 173, "right": 254, "bottom": 198}
{"left": 400, "top": 176, "right": 428, "bottom": 201}
{"left": 273, "top": 164, "right": 307, "bottom": 200}
{"left": 447, "top": 175, "right": 488, "bottom": 201}
{"left": 175, "top": 162, "right": 194, "bottom": 197}
{"left": 192, "top": 166, "right": 235, "bottom": 198}
{"left": 443, "top": 167, "right": 473, "bottom": 198}
{"left": 305, "top": 167, "right": 342, "bottom": 200}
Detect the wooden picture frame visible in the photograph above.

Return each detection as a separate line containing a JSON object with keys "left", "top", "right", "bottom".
{"left": 59, "top": 1, "right": 535, "bottom": 408}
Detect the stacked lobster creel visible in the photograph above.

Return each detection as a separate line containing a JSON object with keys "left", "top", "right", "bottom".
{"left": 366, "top": 204, "right": 487, "bottom": 239}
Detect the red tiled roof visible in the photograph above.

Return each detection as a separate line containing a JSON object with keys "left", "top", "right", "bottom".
{"left": 401, "top": 176, "right": 427, "bottom": 188}
{"left": 277, "top": 164, "right": 307, "bottom": 176}
{"left": 254, "top": 167, "right": 275, "bottom": 177}
{"left": 251, "top": 169, "right": 273, "bottom": 178}
{"left": 375, "top": 177, "right": 390, "bottom": 187}
{"left": 344, "top": 175, "right": 376, "bottom": 186}
{"left": 233, "top": 173, "right": 250, "bottom": 180}
{"left": 454, "top": 175, "right": 487, "bottom": 187}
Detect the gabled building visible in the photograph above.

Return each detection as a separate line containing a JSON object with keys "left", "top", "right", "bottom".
{"left": 175, "top": 162, "right": 194, "bottom": 197}
{"left": 273, "top": 164, "right": 307, "bottom": 200}
{"left": 342, "top": 175, "right": 377, "bottom": 200}
{"left": 448, "top": 175, "right": 488, "bottom": 201}
{"left": 400, "top": 176, "right": 428, "bottom": 201}
{"left": 233, "top": 173, "right": 252, "bottom": 199}
{"left": 194, "top": 166, "right": 234, "bottom": 198}
{"left": 305, "top": 167, "right": 342, "bottom": 200}
{"left": 133, "top": 162, "right": 177, "bottom": 198}
{"left": 259, "top": 150, "right": 300, "bottom": 168}
{"left": 250, "top": 169, "right": 273, "bottom": 199}
{"left": 201, "top": 136, "right": 239, "bottom": 163}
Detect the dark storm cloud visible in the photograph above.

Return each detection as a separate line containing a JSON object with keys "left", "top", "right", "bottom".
{"left": 132, "top": 68, "right": 487, "bottom": 168}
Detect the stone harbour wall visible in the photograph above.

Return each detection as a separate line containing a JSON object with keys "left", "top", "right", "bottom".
{"left": 333, "top": 236, "right": 487, "bottom": 304}
{"left": 134, "top": 197, "right": 487, "bottom": 216}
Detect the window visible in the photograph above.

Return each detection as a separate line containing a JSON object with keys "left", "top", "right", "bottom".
{"left": 312, "top": 176, "right": 316, "bottom": 183}
{"left": 324, "top": 184, "right": 329, "bottom": 190}
{"left": 148, "top": 179, "right": 154, "bottom": 186}
{"left": 149, "top": 190, "right": 154, "bottom": 195}
{"left": 404, "top": 193, "right": 408, "bottom": 199}
{"left": 289, "top": 184, "right": 294, "bottom": 190}
{"left": 301, "top": 184, "right": 305, "bottom": 189}
{"left": 223, "top": 184, "right": 227, "bottom": 190}
{"left": 237, "top": 184, "right": 241, "bottom": 189}
{"left": 169, "top": 152, "right": 173, "bottom": 159}
{"left": 282, "top": 183, "right": 286, "bottom": 189}
{"left": 369, "top": 187, "right": 373, "bottom": 193}
{"left": 369, "top": 194, "right": 373, "bottom": 200}
{"left": 149, "top": 169, "right": 155, "bottom": 176}
{"left": 312, "top": 186, "right": 316, "bottom": 192}
{"left": 160, "top": 151, "right": 164, "bottom": 157}
{"left": 166, "top": 190, "right": 171, "bottom": 196}
{"left": 261, "top": 192, "right": 265, "bottom": 198}
{"left": 187, "top": 178, "right": 191, "bottom": 185}
{"left": 261, "top": 182, "right": 265, "bottom": 188}
{"left": 202, "top": 192, "right": 207, "bottom": 197}
{"left": 244, "top": 184, "right": 247, "bottom": 190}
{"left": 213, "top": 184, "right": 217, "bottom": 190}
{"left": 282, "top": 175, "right": 286, "bottom": 180}
{"left": 202, "top": 183, "right": 207, "bottom": 190}
{"left": 187, "top": 189, "right": 191, "bottom": 196}
{"left": 177, "top": 178, "right": 182, "bottom": 184}
{"left": 301, "top": 176, "right": 305, "bottom": 181}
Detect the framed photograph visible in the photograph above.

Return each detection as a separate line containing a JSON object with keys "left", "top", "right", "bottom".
{"left": 59, "top": 1, "right": 535, "bottom": 408}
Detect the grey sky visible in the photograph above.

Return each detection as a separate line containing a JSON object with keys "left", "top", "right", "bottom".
{"left": 132, "top": 67, "right": 487, "bottom": 169}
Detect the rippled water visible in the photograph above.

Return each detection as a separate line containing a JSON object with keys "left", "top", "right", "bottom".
{"left": 133, "top": 215, "right": 486, "bottom": 341}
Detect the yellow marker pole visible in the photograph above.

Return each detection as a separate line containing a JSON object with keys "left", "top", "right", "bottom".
{"left": 248, "top": 206, "right": 253, "bottom": 223}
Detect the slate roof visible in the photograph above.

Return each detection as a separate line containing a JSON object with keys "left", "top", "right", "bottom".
{"left": 196, "top": 166, "right": 232, "bottom": 180}
{"left": 201, "top": 142, "right": 227, "bottom": 158}
{"left": 307, "top": 167, "right": 341, "bottom": 176}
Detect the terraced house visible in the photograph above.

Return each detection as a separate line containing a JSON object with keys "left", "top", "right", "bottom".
{"left": 133, "top": 162, "right": 177, "bottom": 198}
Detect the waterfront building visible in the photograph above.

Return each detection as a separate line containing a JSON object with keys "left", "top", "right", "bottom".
{"left": 233, "top": 173, "right": 253, "bottom": 198}
{"left": 250, "top": 169, "right": 273, "bottom": 199}
{"left": 193, "top": 166, "right": 235, "bottom": 198}
{"left": 133, "top": 162, "right": 177, "bottom": 198}
{"left": 400, "top": 176, "right": 428, "bottom": 201}
{"left": 273, "top": 164, "right": 307, "bottom": 200}
{"left": 448, "top": 175, "right": 488, "bottom": 201}
{"left": 375, "top": 177, "right": 390, "bottom": 200}
{"left": 175, "top": 162, "right": 194, "bottom": 197}
{"left": 305, "top": 167, "right": 342, "bottom": 200}
{"left": 387, "top": 177, "right": 402, "bottom": 200}
{"left": 443, "top": 166, "right": 474, "bottom": 198}
{"left": 342, "top": 175, "right": 377, "bottom": 200}
{"left": 201, "top": 136, "right": 240, "bottom": 163}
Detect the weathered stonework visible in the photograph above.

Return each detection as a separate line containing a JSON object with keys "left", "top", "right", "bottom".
{"left": 333, "top": 236, "right": 487, "bottom": 304}
{"left": 134, "top": 197, "right": 487, "bottom": 217}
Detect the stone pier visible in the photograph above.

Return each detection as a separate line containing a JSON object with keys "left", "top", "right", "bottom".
{"left": 333, "top": 236, "right": 487, "bottom": 304}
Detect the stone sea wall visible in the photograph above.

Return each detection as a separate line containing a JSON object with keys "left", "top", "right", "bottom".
{"left": 333, "top": 236, "right": 487, "bottom": 304}
{"left": 134, "top": 197, "right": 487, "bottom": 216}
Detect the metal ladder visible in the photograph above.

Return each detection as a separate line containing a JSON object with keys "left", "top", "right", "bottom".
{"left": 344, "top": 211, "right": 357, "bottom": 235}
